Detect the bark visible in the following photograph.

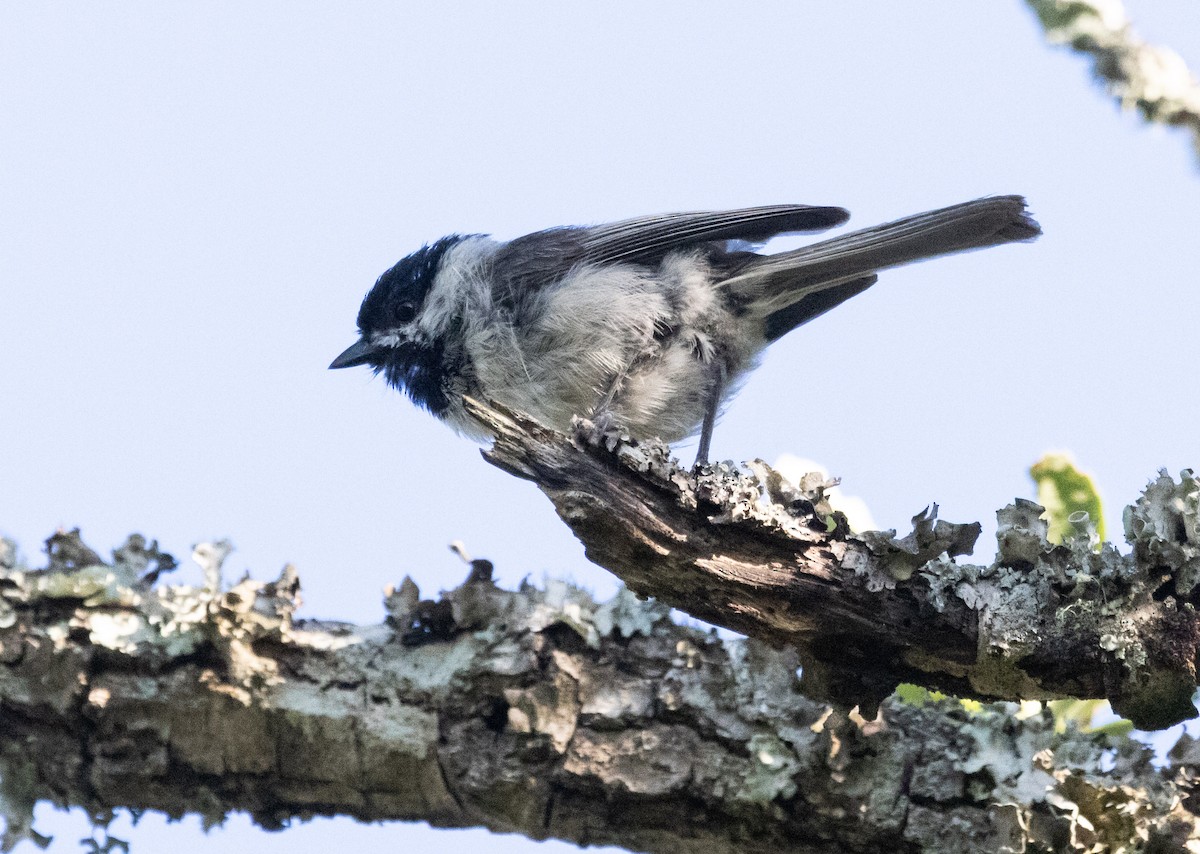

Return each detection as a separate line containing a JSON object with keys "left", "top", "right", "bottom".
{"left": 0, "top": 529, "right": 1198, "bottom": 853}
{"left": 472, "top": 401, "right": 1200, "bottom": 732}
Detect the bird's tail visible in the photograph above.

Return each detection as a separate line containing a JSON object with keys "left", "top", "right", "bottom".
{"left": 721, "top": 195, "right": 1041, "bottom": 318}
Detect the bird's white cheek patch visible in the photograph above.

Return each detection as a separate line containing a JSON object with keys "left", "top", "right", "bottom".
{"left": 373, "top": 330, "right": 407, "bottom": 348}
{"left": 418, "top": 238, "right": 498, "bottom": 338}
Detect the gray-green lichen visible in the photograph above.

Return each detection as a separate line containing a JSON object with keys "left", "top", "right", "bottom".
{"left": 1126, "top": 469, "right": 1200, "bottom": 595}
{"left": 1, "top": 527, "right": 1199, "bottom": 852}
{"left": 0, "top": 528, "right": 687, "bottom": 850}
{"left": 893, "top": 470, "right": 1200, "bottom": 728}
{"left": 855, "top": 504, "right": 981, "bottom": 589}
{"left": 542, "top": 410, "right": 1200, "bottom": 731}
{"left": 574, "top": 415, "right": 848, "bottom": 538}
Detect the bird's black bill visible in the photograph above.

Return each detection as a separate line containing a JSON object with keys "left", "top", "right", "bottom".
{"left": 329, "top": 339, "right": 376, "bottom": 369}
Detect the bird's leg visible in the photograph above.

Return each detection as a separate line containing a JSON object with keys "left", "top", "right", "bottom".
{"left": 587, "top": 370, "right": 628, "bottom": 439}
{"left": 591, "top": 374, "right": 623, "bottom": 418}
{"left": 694, "top": 364, "right": 725, "bottom": 468}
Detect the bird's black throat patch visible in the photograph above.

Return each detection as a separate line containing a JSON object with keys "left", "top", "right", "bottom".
{"left": 381, "top": 339, "right": 450, "bottom": 416}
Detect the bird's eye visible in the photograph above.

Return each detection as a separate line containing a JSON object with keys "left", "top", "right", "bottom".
{"left": 395, "top": 301, "right": 417, "bottom": 322}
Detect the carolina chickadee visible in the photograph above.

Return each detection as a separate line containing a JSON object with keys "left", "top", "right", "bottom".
{"left": 331, "top": 197, "right": 1039, "bottom": 463}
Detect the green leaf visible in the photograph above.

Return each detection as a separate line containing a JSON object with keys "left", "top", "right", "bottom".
{"left": 1030, "top": 453, "right": 1105, "bottom": 545}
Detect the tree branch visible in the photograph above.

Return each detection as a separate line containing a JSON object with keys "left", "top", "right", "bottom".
{"left": 0, "top": 530, "right": 1197, "bottom": 853}
{"left": 1026, "top": 0, "right": 1200, "bottom": 161}
{"left": 470, "top": 399, "right": 1200, "bottom": 731}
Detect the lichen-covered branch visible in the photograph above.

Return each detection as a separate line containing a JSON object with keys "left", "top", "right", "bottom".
{"left": 1027, "top": 0, "right": 1200, "bottom": 161}
{"left": 0, "top": 531, "right": 1197, "bottom": 853}
{"left": 470, "top": 399, "right": 1200, "bottom": 732}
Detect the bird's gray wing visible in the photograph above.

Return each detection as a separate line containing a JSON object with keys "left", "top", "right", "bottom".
{"left": 575, "top": 205, "right": 850, "bottom": 265}
{"left": 491, "top": 206, "right": 850, "bottom": 293}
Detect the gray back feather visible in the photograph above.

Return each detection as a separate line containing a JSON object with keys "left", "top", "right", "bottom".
{"left": 490, "top": 205, "right": 850, "bottom": 293}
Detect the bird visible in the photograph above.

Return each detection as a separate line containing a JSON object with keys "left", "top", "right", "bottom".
{"left": 330, "top": 196, "right": 1040, "bottom": 465}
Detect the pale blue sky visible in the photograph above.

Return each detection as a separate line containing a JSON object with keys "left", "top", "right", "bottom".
{"left": 2, "top": 3, "right": 1199, "bottom": 851}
